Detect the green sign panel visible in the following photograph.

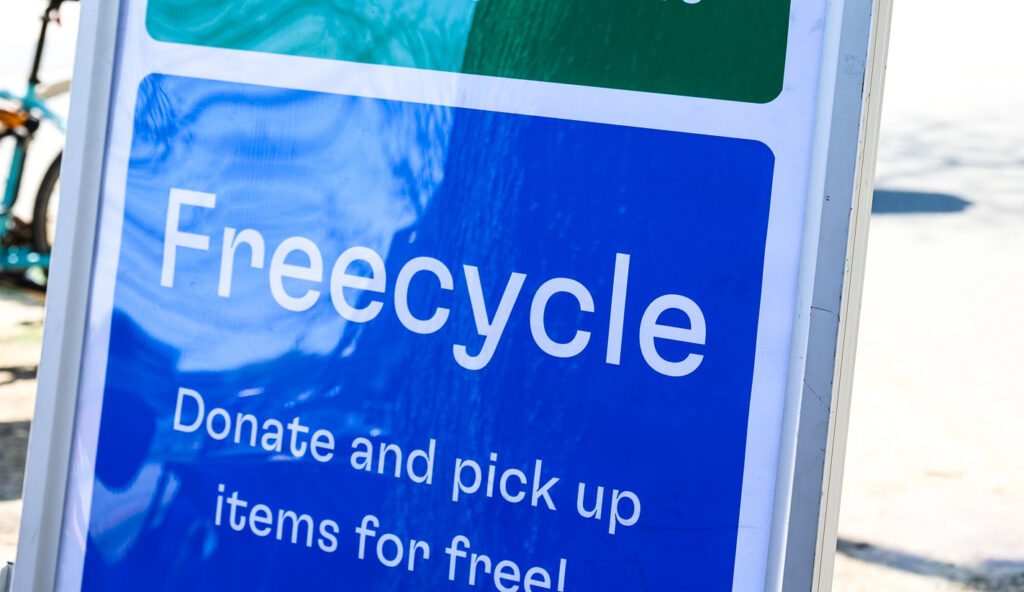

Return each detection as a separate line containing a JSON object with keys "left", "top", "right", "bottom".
{"left": 146, "top": 0, "right": 791, "bottom": 103}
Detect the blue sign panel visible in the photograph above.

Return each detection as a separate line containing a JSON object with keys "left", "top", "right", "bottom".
{"left": 83, "top": 74, "right": 774, "bottom": 591}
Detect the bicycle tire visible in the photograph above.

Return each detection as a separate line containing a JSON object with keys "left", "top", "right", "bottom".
{"left": 31, "top": 151, "right": 61, "bottom": 255}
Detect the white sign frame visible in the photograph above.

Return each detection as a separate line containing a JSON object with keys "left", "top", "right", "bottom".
{"left": 13, "top": 0, "right": 892, "bottom": 589}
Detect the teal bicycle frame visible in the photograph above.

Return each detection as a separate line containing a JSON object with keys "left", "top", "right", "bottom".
{"left": 0, "top": 0, "right": 72, "bottom": 272}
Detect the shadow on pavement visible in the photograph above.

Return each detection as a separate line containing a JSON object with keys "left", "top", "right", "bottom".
{"left": 872, "top": 189, "right": 971, "bottom": 214}
{"left": 838, "top": 538, "right": 1024, "bottom": 591}
{"left": 0, "top": 420, "right": 29, "bottom": 502}
{"left": 0, "top": 366, "right": 36, "bottom": 387}
{"left": 0, "top": 273, "right": 46, "bottom": 297}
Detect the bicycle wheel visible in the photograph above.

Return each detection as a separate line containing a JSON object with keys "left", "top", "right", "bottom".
{"left": 31, "top": 151, "right": 61, "bottom": 255}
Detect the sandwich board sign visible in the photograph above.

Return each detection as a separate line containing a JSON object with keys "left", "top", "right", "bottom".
{"left": 14, "top": 0, "right": 891, "bottom": 590}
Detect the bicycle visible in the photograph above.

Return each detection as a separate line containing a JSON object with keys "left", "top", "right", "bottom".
{"left": 0, "top": 0, "right": 76, "bottom": 285}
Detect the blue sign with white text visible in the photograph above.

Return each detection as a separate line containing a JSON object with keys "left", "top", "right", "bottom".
{"left": 83, "top": 74, "right": 775, "bottom": 591}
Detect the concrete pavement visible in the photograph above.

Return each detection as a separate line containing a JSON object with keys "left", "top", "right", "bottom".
{"left": 833, "top": 1, "right": 1024, "bottom": 590}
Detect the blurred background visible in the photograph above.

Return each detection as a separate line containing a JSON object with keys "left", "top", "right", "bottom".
{"left": 831, "top": 1, "right": 1024, "bottom": 590}
{"left": 0, "top": 1, "right": 1021, "bottom": 590}
{"left": 0, "top": 0, "right": 79, "bottom": 574}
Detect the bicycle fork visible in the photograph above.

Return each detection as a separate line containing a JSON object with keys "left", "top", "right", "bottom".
{"left": 1, "top": 136, "right": 49, "bottom": 271}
